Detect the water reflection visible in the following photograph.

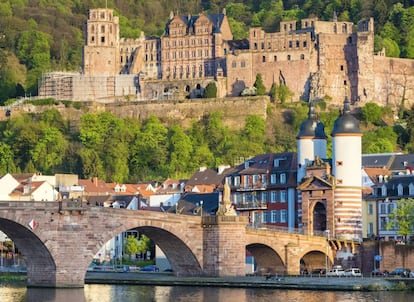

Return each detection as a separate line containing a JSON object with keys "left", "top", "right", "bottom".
{"left": 1, "top": 284, "right": 414, "bottom": 302}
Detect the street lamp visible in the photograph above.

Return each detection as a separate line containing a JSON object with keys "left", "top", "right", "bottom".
{"left": 325, "top": 230, "right": 330, "bottom": 277}
{"left": 200, "top": 200, "right": 203, "bottom": 217}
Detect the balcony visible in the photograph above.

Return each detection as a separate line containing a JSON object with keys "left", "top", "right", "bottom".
{"left": 235, "top": 201, "right": 267, "bottom": 210}
{"left": 234, "top": 184, "right": 267, "bottom": 192}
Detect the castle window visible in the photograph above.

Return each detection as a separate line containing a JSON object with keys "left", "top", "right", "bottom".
{"left": 301, "top": 54, "right": 305, "bottom": 60}
{"left": 303, "top": 41, "right": 307, "bottom": 47}
{"left": 262, "top": 56, "right": 266, "bottom": 63}
{"left": 348, "top": 37, "right": 352, "bottom": 44}
{"left": 253, "top": 30, "right": 256, "bottom": 37}
{"left": 287, "top": 55, "right": 291, "bottom": 61}
{"left": 289, "top": 41, "right": 292, "bottom": 48}
{"left": 254, "top": 43, "right": 257, "bottom": 50}
{"left": 268, "top": 42, "right": 271, "bottom": 49}
{"left": 101, "top": 36, "right": 105, "bottom": 43}
{"left": 336, "top": 161, "right": 343, "bottom": 166}
{"left": 101, "top": 25, "right": 105, "bottom": 33}
{"left": 340, "top": 65, "right": 344, "bottom": 71}
{"left": 231, "top": 61, "right": 236, "bottom": 68}
{"left": 91, "top": 36, "right": 95, "bottom": 43}
{"left": 91, "top": 25, "right": 95, "bottom": 32}
{"left": 100, "top": 12, "right": 105, "bottom": 19}
{"left": 342, "top": 24, "right": 347, "bottom": 33}
{"left": 344, "top": 80, "right": 347, "bottom": 85}
{"left": 274, "top": 56, "right": 277, "bottom": 61}
{"left": 296, "top": 40, "right": 300, "bottom": 48}
{"left": 261, "top": 42, "right": 264, "bottom": 50}
{"left": 241, "top": 61, "right": 246, "bottom": 67}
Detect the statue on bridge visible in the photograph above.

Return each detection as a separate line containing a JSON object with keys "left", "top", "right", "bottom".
{"left": 216, "top": 182, "right": 237, "bottom": 216}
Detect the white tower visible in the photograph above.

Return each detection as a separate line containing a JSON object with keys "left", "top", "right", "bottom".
{"left": 296, "top": 101, "right": 327, "bottom": 183}
{"left": 331, "top": 97, "right": 362, "bottom": 240}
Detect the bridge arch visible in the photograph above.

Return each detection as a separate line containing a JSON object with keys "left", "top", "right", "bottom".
{"left": 246, "top": 243, "right": 285, "bottom": 275}
{"left": 88, "top": 210, "right": 204, "bottom": 277}
{"left": 0, "top": 217, "right": 56, "bottom": 286}
{"left": 299, "top": 246, "right": 333, "bottom": 272}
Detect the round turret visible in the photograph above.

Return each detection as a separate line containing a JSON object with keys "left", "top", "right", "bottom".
{"left": 297, "top": 101, "right": 326, "bottom": 139}
{"left": 331, "top": 97, "right": 361, "bottom": 136}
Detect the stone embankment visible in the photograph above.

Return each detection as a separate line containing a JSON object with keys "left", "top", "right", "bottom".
{"left": 85, "top": 272, "right": 413, "bottom": 291}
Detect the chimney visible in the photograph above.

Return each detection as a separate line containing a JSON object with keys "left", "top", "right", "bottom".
{"left": 93, "top": 177, "right": 98, "bottom": 187}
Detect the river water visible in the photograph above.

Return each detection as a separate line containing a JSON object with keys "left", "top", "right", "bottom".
{"left": 1, "top": 284, "right": 414, "bottom": 302}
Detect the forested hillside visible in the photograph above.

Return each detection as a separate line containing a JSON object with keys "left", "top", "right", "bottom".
{"left": 1, "top": 0, "right": 414, "bottom": 102}
{"left": 1, "top": 1, "right": 414, "bottom": 182}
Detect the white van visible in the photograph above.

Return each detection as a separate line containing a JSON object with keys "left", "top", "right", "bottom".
{"left": 345, "top": 268, "right": 362, "bottom": 277}
{"left": 326, "top": 268, "right": 346, "bottom": 277}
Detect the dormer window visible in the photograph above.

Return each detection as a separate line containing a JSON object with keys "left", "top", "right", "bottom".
{"left": 397, "top": 183, "right": 403, "bottom": 196}
{"left": 381, "top": 185, "right": 387, "bottom": 197}
{"left": 409, "top": 183, "right": 414, "bottom": 195}
{"left": 121, "top": 184, "right": 126, "bottom": 192}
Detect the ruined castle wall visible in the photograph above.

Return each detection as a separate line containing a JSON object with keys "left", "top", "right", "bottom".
{"left": 373, "top": 56, "right": 414, "bottom": 110}
{"left": 2, "top": 97, "right": 268, "bottom": 130}
{"left": 94, "top": 96, "right": 268, "bottom": 129}
{"left": 356, "top": 19, "right": 375, "bottom": 105}
{"left": 317, "top": 33, "right": 354, "bottom": 101}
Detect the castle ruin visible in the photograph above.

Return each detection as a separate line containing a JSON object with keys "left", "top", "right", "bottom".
{"left": 38, "top": 8, "right": 414, "bottom": 110}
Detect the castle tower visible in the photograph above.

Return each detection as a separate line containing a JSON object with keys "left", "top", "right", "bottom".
{"left": 331, "top": 97, "right": 362, "bottom": 240}
{"left": 83, "top": 8, "right": 120, "bottom": 75}
{"left": 296, "top": 101, "right": 327, "bottom": 183}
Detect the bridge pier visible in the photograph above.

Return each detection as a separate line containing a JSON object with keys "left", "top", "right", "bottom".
{"left": 285, "top": 242, "right": 301, "bottom": 275}
{"left": 202, "top": 216, "right": 248, "bottom": 276}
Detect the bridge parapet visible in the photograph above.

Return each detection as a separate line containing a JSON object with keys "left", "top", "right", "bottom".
{"left": 202, "top": 215, "right": 249, "bottom": 226}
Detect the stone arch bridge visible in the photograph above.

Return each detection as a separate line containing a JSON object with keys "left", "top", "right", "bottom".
{"left": 0, "top": 201, "right": 335, "bottom": 287}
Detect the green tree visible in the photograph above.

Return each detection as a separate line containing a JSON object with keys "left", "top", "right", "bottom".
{"left": 124, "top": 235, "right": 140, "bottom": 259}
{"left": 386, "top": 198, "right": 414, "bottom": 242}
{"left": 30, "top": 126, "right": 68, "bottom": 174}
{"left": 0, "top": 142, "right": 17, "bottom": 174}
{"left": 204, "top": 81, "right": 217, "bottom": 98}
{"left": 270, "top": 83, "right": 294, "bottom": 104}
{"left": 361, "top": 102, "right": 383, "bottom": 125}
{"left": 130, "top": 115, "right": 168, "bottom": 180}
{"left": 167, "top": 125, "right": 193, "bottom": 177}
{"left": 16, "top": 30, "right": 51, "bottom": 70}
{"left": 254, "top": 73, "right": 266, "bottom": 96}
{"left": 137, "top": 234, "right": 151, "bottom": 258}
{"left": 79, "top": 148, "right": 105, "bottom": 179}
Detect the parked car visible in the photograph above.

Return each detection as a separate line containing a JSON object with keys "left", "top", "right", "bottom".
{"left": 371, "top": 269, "right": 385, "bottom": 276}
{"left": 389, "top": 268, "right": 410, "bottom": 277}
{"left": 345, "top": 268, "right": 362, "bottom": 277}
{"left": 326, "top": 268, "right": 346, "bottom": 277}
{"left": 140, "top": 265, "right": 159, "bottom": 272}
{"left": 310, "top": 268, "right": 326, "bottom": 276}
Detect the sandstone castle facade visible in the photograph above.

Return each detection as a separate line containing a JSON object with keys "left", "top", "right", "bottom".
{"left": 39, "top": 8, "right": 414, "bottom": 109}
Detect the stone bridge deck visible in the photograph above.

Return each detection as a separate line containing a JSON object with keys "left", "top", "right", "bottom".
{"left": 0, "top": 201, "right": 339, "bottom": 287}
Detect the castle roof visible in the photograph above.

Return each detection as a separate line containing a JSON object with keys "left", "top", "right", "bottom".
{"left": 165, "top": 12, "right": 226, "bottom": 36}
{"left": 331, "top": 97, "right": 361, "bottom": 136}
